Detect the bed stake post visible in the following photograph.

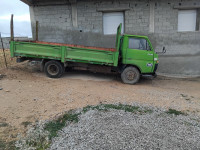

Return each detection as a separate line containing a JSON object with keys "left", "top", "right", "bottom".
{"left": 10, "top": 14, "right": 14, "bottom": 41}
{"left": 36, "top": 21, "right": 39, "bottom": 41}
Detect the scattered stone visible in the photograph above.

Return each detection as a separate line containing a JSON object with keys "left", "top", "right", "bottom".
{"left": 49, "top": 107, "right": 200, "bottom": 150}
{"left": 0, "top": 74, "right": 5, "bottom": 80}
{"left": 15, "top": 104, "right": 200, "bottom": 150}
{"left": 0, "top": 88, "right": 3, "bottom": 90}
{"left": 181, "top": 94, "right": 187, "bottom": 97}
{"left": 33, "top": 98, "right": 38, "bottom": 101}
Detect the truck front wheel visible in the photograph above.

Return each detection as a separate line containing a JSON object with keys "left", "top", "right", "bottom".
{"left": 44, "top": 60, "right": 64, "bottom": 78}
{"left": 121, "top": 66, "right": 140, "bottom": 84}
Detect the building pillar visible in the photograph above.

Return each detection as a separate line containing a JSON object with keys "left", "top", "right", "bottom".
{"left": 69, "top": 0, "right": 78, "bottom": 27}
{"left": 149, "top": 1, "right": 155, "bottom": 33}
{"left": 29, "top": 6, "right": 36, "bottom": 39}
{"left": 196, "top": 9, "right": 200, "bottom": 31}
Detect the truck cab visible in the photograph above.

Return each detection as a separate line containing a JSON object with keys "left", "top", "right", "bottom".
{"left": 121, "top": 35, "right": 158, "bottom": 74}
{"left": 117, "top": 24, "right": 159, "bottom": 84}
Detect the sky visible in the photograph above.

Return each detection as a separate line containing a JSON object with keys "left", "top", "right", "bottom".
{"left": 0, "top": 0, "right": 32, "bottom": 37}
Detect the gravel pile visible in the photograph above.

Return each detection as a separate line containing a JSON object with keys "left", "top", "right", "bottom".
{"left": 49, "top": 107, "right": 200, "bottom": 150}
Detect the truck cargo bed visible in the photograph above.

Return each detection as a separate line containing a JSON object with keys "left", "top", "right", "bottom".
{"left": 10, "top": 24, "right": 122, "bottom": 67}
{"left": 34, "top": 41, "right": 116, "bottom": 52}
{"left": 10, "top": 41, "right": 119, "bottom": 67}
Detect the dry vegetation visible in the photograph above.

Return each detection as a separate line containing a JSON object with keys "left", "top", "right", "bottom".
{"left": 0, "top": 49, "right": 16, "bottom": 69}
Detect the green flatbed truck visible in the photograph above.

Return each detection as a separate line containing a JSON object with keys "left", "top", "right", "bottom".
{"left": 10, "top": 24, "right": 159, "bottom": 84}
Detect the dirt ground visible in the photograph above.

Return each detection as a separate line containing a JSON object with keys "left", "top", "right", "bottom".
{"left": 0, "top": 63, "right": 200, "bottom": 148}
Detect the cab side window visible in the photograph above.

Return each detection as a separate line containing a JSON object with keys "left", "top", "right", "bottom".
{"left": 129, "top": 38, "right": 150, "bottom": 50}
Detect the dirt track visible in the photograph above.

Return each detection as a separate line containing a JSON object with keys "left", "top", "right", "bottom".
{"left": 0, "top": 63, "right": 200, "bottom": 146}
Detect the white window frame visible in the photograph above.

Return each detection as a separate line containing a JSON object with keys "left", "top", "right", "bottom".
{"left": 178, "top": 9, "right": 197, "bottom": 32}
{"left": 103, "top": 12, "right": 124, "bottom": 35}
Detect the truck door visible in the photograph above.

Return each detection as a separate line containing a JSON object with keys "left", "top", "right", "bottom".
{"left": 125, "top": 37, "right": 154, "bottom": 73}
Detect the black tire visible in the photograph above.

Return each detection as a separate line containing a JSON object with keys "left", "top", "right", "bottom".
{"left": 121, "top": 66, "right": 140, "bottom": 84}
{"left": 44, "top": 60, "right": 64, "bottom": 78}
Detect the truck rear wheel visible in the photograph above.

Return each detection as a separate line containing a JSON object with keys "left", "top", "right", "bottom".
{"left": 121, "top": 66, "right": 140, "bottom": 84}
{"left": 44, "top": 60, "right": 64, "bottom": 78}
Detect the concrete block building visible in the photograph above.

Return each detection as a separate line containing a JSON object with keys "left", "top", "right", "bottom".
{"left": 21, "top": 0, "right": 200, "bottom": 76}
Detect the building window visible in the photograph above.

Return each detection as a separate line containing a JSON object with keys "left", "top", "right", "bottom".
{"left": 129, "top": 38, "right": 150, "bottom": 50}
{"left": 103, "top": 12, "right": 124, "bottom": 35}
{"left": 178, "top": 10, "right": 197, "bottom": 32}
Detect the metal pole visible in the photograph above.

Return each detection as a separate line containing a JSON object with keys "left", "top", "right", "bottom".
{"left": 10, "top": 14, "right": 14, "bottom": 41}
{"left": 0, "top": 33, "right": 8, "bottom": 68}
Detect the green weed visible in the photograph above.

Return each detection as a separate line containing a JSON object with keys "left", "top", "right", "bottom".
{"left": 0, "top": 139, "right": 16, "bottom": 150}
{"left": 0, "top": 122, "right": 9, "bottom": 127}
{"left": 82, "top": 104, "right": 153, "bottom": 114}
{"left": 0, "top": 139, "right": 6, "bottom": 149}
{"left": 180, "top": 94, "right": 187, "bottom": 97}
{"left": 21, "top": 121, "right": 32, "bottom": 128}
{"left": 44, "top": 112, "right": 80, "bottom": 140}
{"left": 166, "top": 109, "right": 186, "bottom": 116}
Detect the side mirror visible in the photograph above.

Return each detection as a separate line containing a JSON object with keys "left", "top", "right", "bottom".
{"left": 162, "top": 47, "right": 166, "bottom": 53}
{"left": 156, "top": 46, "right": 166, "bottom": 54}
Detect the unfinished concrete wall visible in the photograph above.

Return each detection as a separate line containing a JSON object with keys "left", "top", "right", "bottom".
{"left": 154, "top": 1, "right": 200, "bottom": 76}
{"left": 29, "top": 0, "right": 200, "bottom": 76}
{"left": 0, "top": 37, "right": 30, "bottom": 49}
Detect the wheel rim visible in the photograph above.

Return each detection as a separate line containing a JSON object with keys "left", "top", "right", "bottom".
{"left": 47, "top": 64, "right": 59, "bottom": 75}
{"left": 126, "top": 71, "right": 136, "bottom": 81}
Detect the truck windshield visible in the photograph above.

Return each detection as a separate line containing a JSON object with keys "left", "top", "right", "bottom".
{"left": 129, "top": 38, "right": 150, "bottom": 50}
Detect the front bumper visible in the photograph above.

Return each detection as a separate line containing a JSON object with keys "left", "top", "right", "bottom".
{"left": 153, "top": 64, "right": 158, "bottom": 73}
{"left": 141, "top": 64, "right": 158, "bottom": 78}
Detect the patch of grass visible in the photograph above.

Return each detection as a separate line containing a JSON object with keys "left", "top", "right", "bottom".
{"left": 142, "top": 108, "right": 153, "bottom": 114}
{"left": 21, "top": 121, "right": 32, "bottom": 128}
{"left": 180, "top": 94, "right": 187, "bottom": 97}
{"left": 166, "top": 109, "right": 186, "bottom": 116}
{"left": 16, "top": 112, "right": 80, "bottom": 150}
{"left": 7, "top": 141, "right": 16, "bottom": 150}
{"left": 191, "top": 118, "right": 200, "bottom": 122}
{"left": 83, "top": 104, "right": 152, "bottom": 114}
{"left": 0, "top": 122, "right": 9, "bottom": 127}
{"left": 83, "top": 105, "right": 95, "bottom": 113}
{"left": 183, "top": 121, "right": 193, "bottom": 126}
{"left": 44, "top": 112, "right": 80, "bottom": 140}
{"left": 104, "top": 104, "right": 140, "bottom": 113}
{"left": 25, "top": 139, "right": 50, "bottom": 150}
{"left": 0, "top": 139, "right": 16, "bottom": 150}
{"left": 0, "top": 139, "right": 6, "bottom": 149}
